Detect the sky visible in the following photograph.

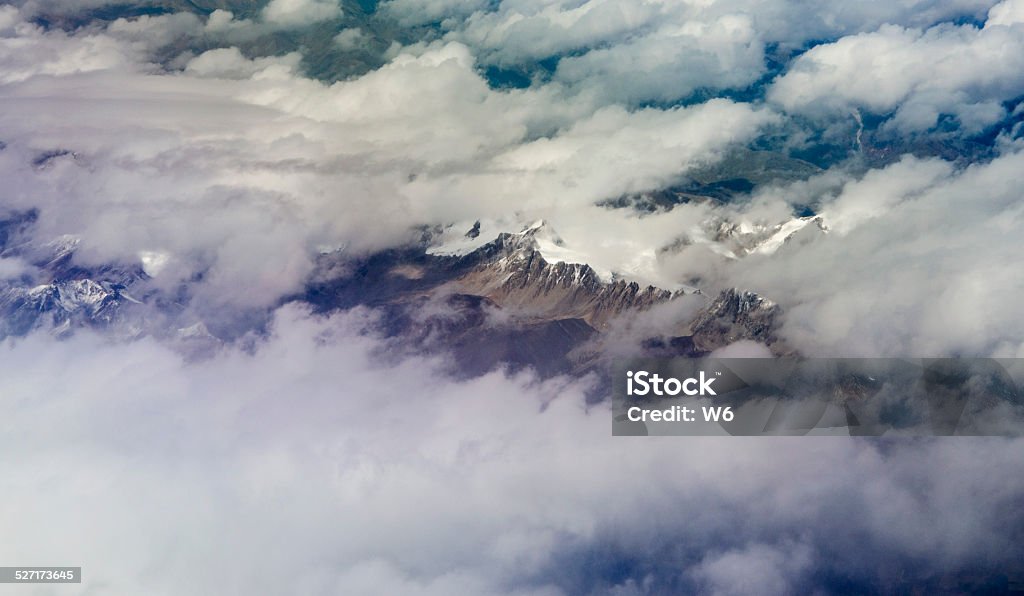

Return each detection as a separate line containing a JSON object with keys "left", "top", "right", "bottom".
{"left": 2, "top": 0, "right": 1024, "bottom": 593}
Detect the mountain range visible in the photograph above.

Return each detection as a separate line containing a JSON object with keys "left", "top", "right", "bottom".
{"left": 2, "top": 208, "right": 786, "bottom": 378}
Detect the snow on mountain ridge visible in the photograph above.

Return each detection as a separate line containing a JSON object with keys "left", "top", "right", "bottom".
{"left": 430, "top": 212, "right": 827, "bottom": 292}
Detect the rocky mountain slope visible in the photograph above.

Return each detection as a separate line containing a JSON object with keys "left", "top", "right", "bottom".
{"left": 690, "top": 288, "right": 781, "bottom": 352}
{"left": 306, "top": 221, "right": 785, "bottom": 376}
{"left": 447, "top": 225, "right": 678, "bottom": 329}
{"left": 2, "top": 210, "right": 784, "bottom": 377}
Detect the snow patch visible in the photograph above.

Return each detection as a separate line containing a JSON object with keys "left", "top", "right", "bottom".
{"left": 753, "top": 217, "right": 813, "bottom": 255}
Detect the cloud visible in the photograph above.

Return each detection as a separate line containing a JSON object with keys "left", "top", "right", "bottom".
{"left": 0, "top": 5, "right": 19, "bottom": 32}
{"left": 3, "top": 7, "right": 1024, "bottom": 594}
{"left": 394, "top": 0, "right": 999, "bottom": 107}
{"left": 689, "top": 541, "right": 814, "bottom": 596}
{"left": 380, "top": 0, "right": 490, "bottom": 28}
{"left": 0, "top": 37, "right": 533, "bottom": 308}
{"left": 0, "top": 16, "right": 136, "bottom": 83}
{"left": 5, "top": 4, "right": 1020, "bottom": 359}
{"left": 105, "top": 12, "right": 205, "bottom": 51}
{"left": 0, "top": 12, "right": 774, "bottom": 312}
{"left": 261, "top": 0, "right": 342, "bottom": 28}
{"left": 0, "top": 256, "right": 31, "bottom": 279}
{"left": 7, "top": 0, "right": 129, "bottom": 17}
{"left": 819, "top": 157, "right": 952, "bottom": 235}
{"left": 449, "top": 0, "right": 668, "bottom": 65}
{"left": 0, "top": 9, "right": 234, "bottom": 84}
{"left": 185, "top": 47, "right": 303, "bottom": 79}
{"left": 690, "top": 150, "right": 1024, "bottom": 358}
{"left": 0, "top": 306, "right": 1023, "bottom": 594}
{"left": 484, "top": 100, "right": 777, "bottom": 202}
{"left": 987, "top": 0, "right": 1024, "bottom": 25}
{"left": 334, "top": 28, "right": 367, "bottom": 51}
{"left": 769, "top": 2, "right": 1024, "bottom": 133}
{"left": 551, "top": 14, "right": 766, "bottom": 105}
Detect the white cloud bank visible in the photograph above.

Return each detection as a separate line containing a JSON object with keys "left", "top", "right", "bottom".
{"left": 374, "top": 0, "right": 1001, "bottom": 105}
{"left": 1, "top": 306, "right": 1022, "bottom": 594}
{"left": 262, "top": 0, "right": 342, "bottom": 28}
{"left": 675, "top": 149, "right": 1024, "bottom": 358}
{"left": 3, "top": 2, "right": 1024, "bottom": 358}
{"left": 0, "top": 8, "right": 774, "bottom": 311}
{"left": 769, "top": 0, "right": 1024, "bottom": 132}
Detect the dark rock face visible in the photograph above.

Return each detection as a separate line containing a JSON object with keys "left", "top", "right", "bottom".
{"left": 0, "top": 208, "right": 38, "bottom": 249}
{"left": 303, "top": 227, "right": 787, "bottom": 377}
{"left": 453, "top": 230, "right": 674, "bottom": 329}
{"left": 411, "top": 293, "right": 598, "bottom": 378}
{"left": 690, "top": 288, "right": 782, "bottom": 352}
{"left": 303, "top": 229, "right": 654, "bottom": 377}
{"left": 305, "top": 226, "right": 678, "bottom": 330}
{"left": 640, "top": 335, "right": 704, "bottom": 358}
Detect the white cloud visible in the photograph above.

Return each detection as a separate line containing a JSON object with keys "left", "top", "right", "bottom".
{"left": 198, "top": 9, "right": 267, "bottom": 42}
{"left": 552, "top": 14, "right": 766, "bottom": 104}
{"left": 106, "top": 12, "right": 204, "bottom": 50}
{"left": 6, "top": 6, "right": 1020, "bottom": 360}
{"left": 0, "top": 5, "right": 20, "bottom": 33}
{"left": 0, "top": 19, "right": 135, "bottom": 84}
{"left": 487, "top": 100, "right": 777, "bottom": 203}
{"left": 769, "top": 4, "right": 1024, "bottom": 132}
{"left": 0, "top": 256, "right": 31, "bottom": 279}
{"left": 334, "top": 28, "right": 367, "bottom": 50}
{"left": 405, "top": 0, "right": 999, "bottom": 106}
{"left": 0, "top": 20, "right": 775, "bottom": 310}
{"left": 185, "top": 47, "right": 303, "bottom": 79}
{"left": 0, "top": 306, "right": 1022, "bottom": 594}
{"left": 820, "top": 157, "right": 952, "bottom": 235}
{"left": 986, "top": 0, "right": 1024, "bottom": 25}
{"left": 261, "top": 0, "right": 342, "bottom": 28}
{"left": 690, "top": 541, "right": 814, "bottom": 596}
{"left": 450, "top": 0, "right": 670, "bottom": 66}
{"left": 700, "top": 151, "right": 1024, "bottom": 357}
{"left": 381, "top": 0, "right": 490, "bottom": 27}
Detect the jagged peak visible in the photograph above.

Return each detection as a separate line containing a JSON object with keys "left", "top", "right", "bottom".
{"left": 519, "top": 219, "right": 546, "bottom": 235}
{"left": 709, "top": 288, "right": 777, "bottom": 311}
{"left": 688, "top": 288, "right": 783, "bottom": 352}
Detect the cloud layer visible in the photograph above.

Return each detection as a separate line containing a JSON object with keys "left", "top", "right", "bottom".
{"left": 3, "top": 3, "right": 1024, "bottom": 593}
{"left": 0, "top": 10, "right": 773, "bottom": 312}
{"left": 768, "top": 10, "right": 1024, "bottom": 133}
{"left": 1, "top": 307, "right": 1022, "bottom": 594}
{"left": 2, "top": 1, "right": 1024, "bottom": 355}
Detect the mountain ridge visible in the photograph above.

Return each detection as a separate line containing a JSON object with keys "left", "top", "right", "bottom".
{"left": 1, "top": 212, "right": 785, "bottom": 377}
